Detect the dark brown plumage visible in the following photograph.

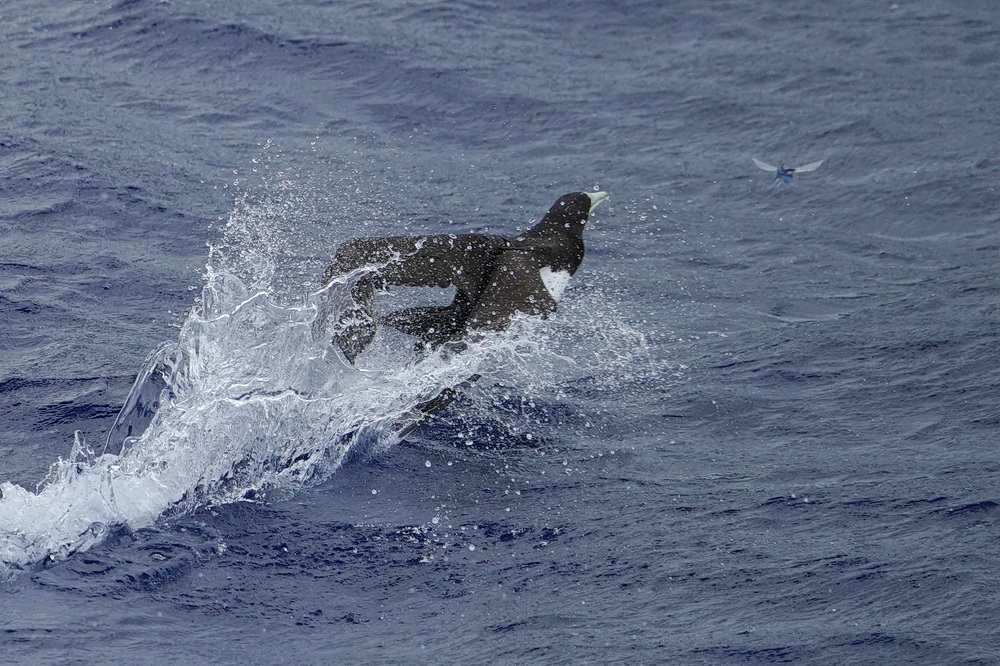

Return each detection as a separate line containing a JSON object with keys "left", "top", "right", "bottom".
{"left": 323, "top": 190, "right": 608, "bottom": 364}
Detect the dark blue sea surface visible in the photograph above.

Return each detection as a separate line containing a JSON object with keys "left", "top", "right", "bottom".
{"left": 2, "top": 0, "right": 999, "bottom": 662}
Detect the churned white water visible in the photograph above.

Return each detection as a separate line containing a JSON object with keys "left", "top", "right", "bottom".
{"left": 0, "top": 189, "right": 468, "bottom": 572}
{"left": 0, "top": 179, "right": 647, "bottom": 576}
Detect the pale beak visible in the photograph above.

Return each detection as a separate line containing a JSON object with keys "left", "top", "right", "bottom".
{"left": 586, "top": 191, "right": 609, "bottom": 213}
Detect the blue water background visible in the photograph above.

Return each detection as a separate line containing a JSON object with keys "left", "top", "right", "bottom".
{"left": 2, "top": 0, "right": 999, "bottom": 662}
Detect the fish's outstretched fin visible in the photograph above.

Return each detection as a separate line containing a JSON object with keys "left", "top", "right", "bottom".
{"left": 103, "top": 342, "right": 174, "bottom": 456}
{"left": 752, "top": 157, "right": 778, "bottom": 172}
{"left": 792, "top": 160, "right": 823, "bottom": 173}
{"left": 397, "top": 372, "right": 482, "bottom": 439}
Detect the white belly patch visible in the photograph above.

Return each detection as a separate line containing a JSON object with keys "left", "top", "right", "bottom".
{"left": 538, "top": 267, "right": 571, "bottom": 302}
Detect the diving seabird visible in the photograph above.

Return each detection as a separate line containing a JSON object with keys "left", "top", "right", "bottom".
{"left": 322, "top": 190, "right": 609, "bottom": 364}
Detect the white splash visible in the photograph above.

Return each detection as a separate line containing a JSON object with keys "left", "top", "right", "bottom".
{"left": 0, "top": 186, "right": 497, "bottom": 575}
{"left": 0, "top": 173, "right": 657, "bottom": 577}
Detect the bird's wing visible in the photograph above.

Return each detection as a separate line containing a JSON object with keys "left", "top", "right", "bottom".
{"left": 793, "top": 160, "right": 824, "bottom": 173}
{"left": 464, "top": 251, "right": 556, "bottom": 333}
{"left": 752, "top": 157, "right": 778, "bottom": 172}
{"left": 380, "top": 290, "right": 473, "bottom": 344}
{"left": 327, "top": 233, "right": 508, "bottom": 293}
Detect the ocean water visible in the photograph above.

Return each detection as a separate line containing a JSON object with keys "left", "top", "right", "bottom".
{"left": 2, "top": 0, "right": 999, "bottom": 662}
